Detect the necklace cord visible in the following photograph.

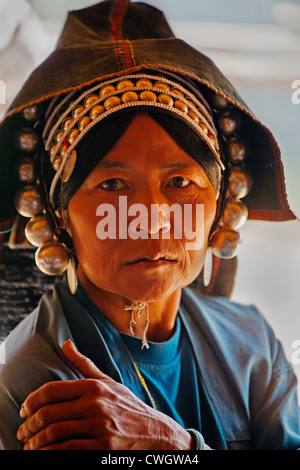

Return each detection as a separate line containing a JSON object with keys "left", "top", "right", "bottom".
{"left": 124, "top": 301, "right": 150, "bottom": 349}
{"left": 121, "top": 339, "right": 157, "bottom": 410}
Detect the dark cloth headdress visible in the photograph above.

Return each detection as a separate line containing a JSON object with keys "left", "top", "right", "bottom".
{"left": 0, "top": 0, "right": 296, "bottom": 297}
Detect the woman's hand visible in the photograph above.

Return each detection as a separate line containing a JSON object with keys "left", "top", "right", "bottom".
{"left": 16, "top": 340, "right": 199, "bottom": 450}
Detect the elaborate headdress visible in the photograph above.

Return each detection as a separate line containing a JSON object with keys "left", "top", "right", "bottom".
{"left": 0, "top": 0, "right": 295, "bottom": 298}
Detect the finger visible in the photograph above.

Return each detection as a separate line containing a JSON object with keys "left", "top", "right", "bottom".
{"left": 22, "top": 419, "right": 101, "bottom": 450}
{"left": 20, "top": 379, "right": 88, "bottom": 419}
{"left": 38, "top": 439, "right": 100, "bottom": 451}
{"left": 62, "top": 339, "right": 106, "bottom": 380}
{"left": 17, "top": 399, "right": 84, "bottom": 442}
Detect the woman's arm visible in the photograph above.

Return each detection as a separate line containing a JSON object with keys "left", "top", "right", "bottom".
{"left": 16, "top": 340, "right": 210, "bottom": 450}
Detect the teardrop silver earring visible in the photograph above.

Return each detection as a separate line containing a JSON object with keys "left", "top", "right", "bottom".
{"left": 202, "top": 247, "right": 213, "bottom": 287}
{"left": 67, "top": 255, "right": 78, "bottom": 294}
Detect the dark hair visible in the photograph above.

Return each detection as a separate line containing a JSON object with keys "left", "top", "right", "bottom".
{"left": 53, "top": 109, "right": 220, "bottom": 210}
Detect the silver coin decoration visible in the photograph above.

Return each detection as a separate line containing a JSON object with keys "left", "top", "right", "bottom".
{"left": 67, "top": 256, "right": 78, "bottom": 294}
{"left": 62, "top": 150, "right": 77, "bottom": 182}
{"left": 203, "top": 246, "right": 213, "bottom": 287}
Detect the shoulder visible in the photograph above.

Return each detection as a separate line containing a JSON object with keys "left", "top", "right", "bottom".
{"left": 182, "top": 285, "right": 264, "bottom": 326}
{"left": 181, "top": 286, "right": 284, "bottom": 366}
{"left": 0, "top": 285, "right": 79, "bottom": 406}
{"left": 0, "top": 285, "right": 80, "bottom": 449}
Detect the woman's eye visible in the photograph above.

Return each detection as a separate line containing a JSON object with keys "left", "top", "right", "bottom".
{"left": 98, "top": 178, "right": 126, "bottom": 191}
{"left": 167, "top": 176, "right": 191, "bottom": 188}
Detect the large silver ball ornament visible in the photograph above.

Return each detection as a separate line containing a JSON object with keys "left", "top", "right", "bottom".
{"left": 227, "top": 137, "right": 249, "bottom": 164}
{"left": 228, "top": 166, "right": 253, "bottom": 199}
{"left": 223, "top": 197, "right": 248, "bottom": 229}
{"left": 25, "top": 215, "right": 53, "bottom": 247}
{"left": 17, "top": 157, "right": 36, "bottom": 184}
{"left": 211, "top": 94, "right": 229, "bottom": 110}
{"left": 210, "top": 228, "right": 242, "bottom": 259}
{"left": 22, "top": 105, "right": 41, "bottom": 123}
{"left": 35, "top": 241, "right": 70, "bottom": 275}
{"left": 14, "top": 185, "right": 43, "bottom": 218}
{"left": 13, "top": 127, "right": 39, "bottom": 153}
{"left": 218, "top": 109, "right": 242, "bottom": 137}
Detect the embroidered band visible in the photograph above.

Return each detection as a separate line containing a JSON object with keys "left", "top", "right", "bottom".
{"left": 42, "top": 73, "right": 224, "bottom": 205}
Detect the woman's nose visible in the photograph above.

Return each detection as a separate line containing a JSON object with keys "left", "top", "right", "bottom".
{"left": 127, "top": 193, "right": 172, "bottom": 238}
{"left": 141, "top": 204, "right": 171, "bottom": 237}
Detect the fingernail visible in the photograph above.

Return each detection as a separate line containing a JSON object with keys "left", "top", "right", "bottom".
{"left": 23, "top": 441, "right": 31, "bottom": 450}
{"left": 62, "top": 339, "right": 77, "bottom": 353}
{"left": 17, "top": 426, "right": 24, "bottom": 442}
{"left": 20, "top": 405, "right": 27, "bottom": 419}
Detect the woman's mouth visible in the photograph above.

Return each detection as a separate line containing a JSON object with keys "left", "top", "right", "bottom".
{"left": 126, "top": 255, "right": 178, "bottom": 268}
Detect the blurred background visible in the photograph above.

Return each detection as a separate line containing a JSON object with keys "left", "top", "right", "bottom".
{"left": 0, "top": 0, "right": 299, "bottom": 385}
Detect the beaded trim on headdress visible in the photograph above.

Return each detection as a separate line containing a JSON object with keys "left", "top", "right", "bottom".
{"left": 42, "top": 73, "right": 224, "bottom": 205}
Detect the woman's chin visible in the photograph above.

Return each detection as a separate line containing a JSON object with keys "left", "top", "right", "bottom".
{"left": 118, "top": 277, "right": 182, "bottom": 304}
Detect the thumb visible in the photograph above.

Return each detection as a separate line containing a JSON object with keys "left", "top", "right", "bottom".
{"left": 62, "top": 339, "right": 105, "bottom": 380}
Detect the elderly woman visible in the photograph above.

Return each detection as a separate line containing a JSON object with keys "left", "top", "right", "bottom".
{"left": 0, "top": 0, "right": 299, "bottom": 451}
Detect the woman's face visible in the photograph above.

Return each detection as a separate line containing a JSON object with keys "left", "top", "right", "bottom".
{"left": 68, "top": 112, "right": 217, "bottom": 302}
